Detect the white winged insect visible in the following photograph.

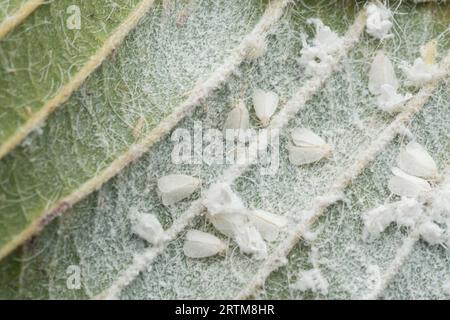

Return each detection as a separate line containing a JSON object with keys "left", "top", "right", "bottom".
{"left": 368, "top": 50, "right": 399, "bottom": 95}
{"left": 376, "top": 84, "right": 412, "bottom": 113}
{"left": 401, "top": 40, "right": 440, "bottom": 86}
{"left": 157, "top": 174, "right": 201, "bottom": 206}
{"left": 249, "top": 209, "right": 288, "bottom": 241}
{"left": 417, "top": 221, "right": 444, "bottom": 245}
{"left": 252, "top": 89, "right": 279, "bottom": 126}
{"left": 208, "top": 212, "right": 248, "bottom": 238}
{"left": 233, "top": 224, "right": 268, "bottom": 260}
{"left": 203, "top": 183, "right": 248, "bottom": 237}
{"left": 388, "top": 167, "right": 432, "bottom": 198}
{"left": 369, "top": 50, "right": 411, "bottom": 113}
{"left": 131, "top": 213, "right": 165, "bottom": 245}
{"left": 288, "top": 128, "right": 332, "bottom": 165}
{"left": 224, "top": 100, "right": 250, "bottom": 142}
{"left": 401, "top": 58, "right": 440, "bottom": 86}
{"left": 396, "top": 141, "right": 439, "bottom": 179}
{"left": 183, "top": 230, "right": 227, "bottom": 258}
{"left": 203, "top": 183, "right": 246, "bottom": 216}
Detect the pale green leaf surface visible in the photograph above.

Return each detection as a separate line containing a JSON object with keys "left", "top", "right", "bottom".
{"left": 383, "top": 238, "right": 450, "bottom": 299}
{"left": 0, "top": 1, "right": 449, "bottom": 300}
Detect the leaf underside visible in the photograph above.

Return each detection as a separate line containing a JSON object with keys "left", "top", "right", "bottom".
{"left": 0, "top": 0, "right": 266, "bottom": 258}
{"left": 0, "top": 0, "right": 449, "bottom": 299}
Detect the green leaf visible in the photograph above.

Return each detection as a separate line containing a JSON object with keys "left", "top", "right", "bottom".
{"left": 0, "top": 0, "right": 43, "bottom": 39}
{"left": 0, "top": 0, "right": 449, "bottom": 300}
{"left": 0, "top": 0, "right": 155, "bottom": 158}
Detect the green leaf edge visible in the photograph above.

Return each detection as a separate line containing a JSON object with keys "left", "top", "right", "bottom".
{"left": 0, "top": 0, "right": 156, "bottom": 159}
{"left": 0, "top": 0, "right": 43, "bottom": 39}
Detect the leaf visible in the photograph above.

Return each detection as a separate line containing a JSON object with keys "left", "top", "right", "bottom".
{"left": 368, "top": 50, "right": 398, "bottom": 95}
{"left": 0, "top": 0, "right": 450, "bottom": 300}
{"left": 0, "top": 0, "right": 156, "bottom": 159}
{"left": 0, "top": 0, "right": 271, "bottom": 260}
{"left": 0, "top": 0, "right": 43, "bottom": 39}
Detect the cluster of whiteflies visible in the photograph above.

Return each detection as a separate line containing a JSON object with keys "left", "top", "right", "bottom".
{"left": 366, "top": 2, "right": 441, "bottom": 114}
{"left": 368, "top": 50, "right": 412, "bottom": 113}
{"left": 195, "top": 183, "right": 288, "bottom": 259}
{"left": 130, "top": 174, "right": 288, "bottom": 260}
{"left": 224, "top": 83, "right": 333, "bottom": 167}
{"left": 127, "top": 17, "right": 347, "bottom": 260}
{"left": 368, "top": 41, "right": 441, "bottom": 113}
{"left": 222, "top": 89, "right": 277, "bottom": 163}
{"left": 223, "top": 88, "right": 279, "bottom": 134}
{"left": 129, "top": 174, "right": 202, "bottom": 245}
{"left": 128, "top": 5, "right": 445, "bottom": 266}
{"left": 362, "top": 141, "right": 450, "bottom": 246}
